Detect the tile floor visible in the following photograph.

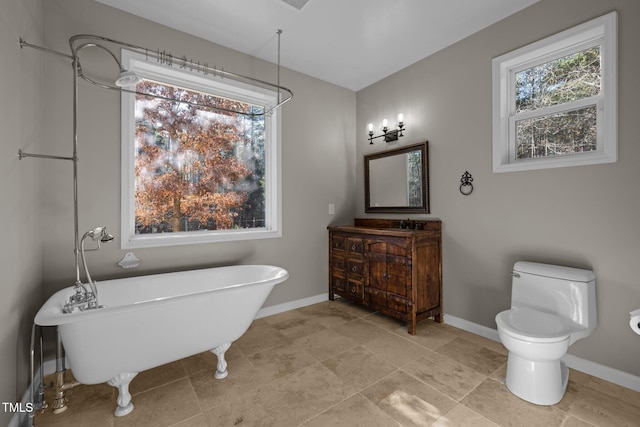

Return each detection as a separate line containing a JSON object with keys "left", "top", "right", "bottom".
{"left": 34, "top": 299, "right": 640, "bottom": 426}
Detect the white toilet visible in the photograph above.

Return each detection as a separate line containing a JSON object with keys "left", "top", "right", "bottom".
{"left": 495, "top": 261, "right": 596, "bottom": 406}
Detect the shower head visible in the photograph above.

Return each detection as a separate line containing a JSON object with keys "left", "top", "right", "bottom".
{"left": 100, "top": 231, "right": 115, "bottom": 243}
{"left": 86, "top": 226, "right": 114, "bottom": 243}
{"left": 115, "top": 69, "right": 141, "bottom": 87}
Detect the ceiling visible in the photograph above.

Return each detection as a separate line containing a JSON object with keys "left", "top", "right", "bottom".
{"left": 95, "top": 0, "right": 539, "bottom": 92}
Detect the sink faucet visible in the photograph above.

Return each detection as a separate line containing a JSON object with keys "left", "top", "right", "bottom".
{"left": 63, "top": 227, "right": 113, "bottom": 313}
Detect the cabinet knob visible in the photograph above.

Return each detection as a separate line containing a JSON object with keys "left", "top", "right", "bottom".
{"left": 351, "top": 286, "right": 356, "bottom": 293}
{"left": 383, "top": 273, "right": 390, "bottom": 280}
{"left": 351, "top": 245, "right": 357, "bottom": 250}
{"left": 351, "top": 266, "right": 357, "bottom": 272}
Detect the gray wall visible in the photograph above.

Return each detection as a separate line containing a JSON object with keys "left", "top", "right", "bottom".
{"left": 40, "top": 0, "right": 356, "bottom": 310}
{"left": 0, "top": 0, "right": 44, "bottom": 424}
{"left": 357, "top": 0, "right": 640, "bottom": 377}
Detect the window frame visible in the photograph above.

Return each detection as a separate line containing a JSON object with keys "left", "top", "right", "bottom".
{"left": 120, "top": 50, "right": 281, "bottom": 248}
{"left": 492, "top": 12, "right": 617, "bottom": 173}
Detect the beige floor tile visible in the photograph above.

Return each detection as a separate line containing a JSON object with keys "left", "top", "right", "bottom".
{"left": 322, "top": 346, "right": 398, "bottom": 390}
{"left": 33, "top": 302, "right": 637, "bottom": 427}
{"left": 332, "top": 318, "right": 387, "bottom": 345}
{"left": 585, "top": 375, "right": 640, "bottom": 408}
{"left": 561, "top": 415, "right": 596, "bottom": 427}
{"left": 567, "top": 368, "right": 592, "bottom": 387}
{"left": 129, "top": 360, "right": 187, "bottom": 395}
{"left": 327, "top": 298, "right": 376, "bottom": 317}
{"left": 256, "top": 363, "right": 358, "bottom": 426}
{"left": 489, "top": 362, "right": 507, "bottom": 382}
{"left": 189, "top": 353, "right": 270, "bottom": 412}
{"left": 447, "top": 327, "right": 508, "bottom": 356}
{"left": 557, "top": 380, "right": 640, "bottom": 427}
{"left": 362, "top": 311, "right": 406, "bottom": 332}
{"left": 290, "top": 327, "right": 357, "bottom": 361}
{"left": 172, "top": 413, "right": 210, "bottom": 427}
{"left": 436, "top": 337, "right": 507, "bottom": 376}
{"left": 270, "top": 314, "right": 329, "bottom": 340}
{"left": 234, "top": 320, "right": 291, "bottom": 356}
{"left": 113, "top": 378, "right": 200, "bottom": 427}
{"left": 432, "top": 404, "right": 499, "bottom": 427}
{"left": 363, "top": 330, "right": 432, "bottom": 368}
{"left": 304, "top": 393, "right": 401, "bottom": 426}
{"left": 247, "top": 343, "right": 318, "bottom": 381}
{"left": 181, "top": 345, "right": 245, "bottom": 376}
{"left": 403, "top": 354, "right": 487, "bottom": 401}
{"left": 462, "top": 378, "right": 567, "bottom": 427}
{"left": 202, "top": 393, "right": 281, "bottom": 427}
{"left": 400, "top": 319, "right": 458, "bottom": 351}
{"left": 361, "top": 370, "right": 456, "bottom": 427}
{"left": 297, "top": 301, "right": 359, "bottom": 328}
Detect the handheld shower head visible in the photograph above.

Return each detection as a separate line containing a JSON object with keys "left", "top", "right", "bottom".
{"left": 85, "top": 226, "right": 114, "bottom": 243}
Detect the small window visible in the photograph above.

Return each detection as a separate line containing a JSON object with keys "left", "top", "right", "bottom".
{"left": 492, "top": 12, "right": 617, "bottom": 173}
{"left": 120, "top": 50, "right": 281, "bottom": 248}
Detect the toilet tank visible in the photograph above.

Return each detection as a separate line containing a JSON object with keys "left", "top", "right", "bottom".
{"left": 511, "top": 261, "right": 596, "bottom": 331}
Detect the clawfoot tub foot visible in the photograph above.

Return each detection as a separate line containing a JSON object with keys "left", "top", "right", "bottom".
{"left": 211, "top": 343, "right": 232, "bottom": 379}
{"left": 107, "top": 372, "right": 138, "bottom": 416}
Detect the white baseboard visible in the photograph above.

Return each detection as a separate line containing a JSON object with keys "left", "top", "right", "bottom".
{"left": 444, "top": 313, "right": 640, "bottom": 392}
{"left": 256, "top": 293, "right": 328, "bottom": 319}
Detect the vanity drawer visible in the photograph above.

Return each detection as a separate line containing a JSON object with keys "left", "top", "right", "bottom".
{"left": 331, "top": 254, "right": 346, "bottom": 271}
{"left": 347, "top": 277, "right": 363, "bottom": 299}
{"left": 346, "top": 257, "right": 364, "bottom": 275}
{"left": 347, "top": 237, "right": 364, "bottom": 254}
{"left": 331, "top": 234, "right": 346, "bottom": 251}
{"left": 331, "top": 273, "right": 346, "bottom": 293}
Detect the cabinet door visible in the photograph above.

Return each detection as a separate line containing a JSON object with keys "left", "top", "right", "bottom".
{"left": 367, "top": 252, "right": 388, "bottom": 291}
{"left": 386, "top": 255, "right": 410, "bottom": 298}
{"left": 365, "top": 251, "right": 410, "bottom": 313}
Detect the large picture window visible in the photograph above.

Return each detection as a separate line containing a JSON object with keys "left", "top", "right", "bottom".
{"left": 121, "top": 51, "right": 281, "bottom": 248}
{"left": 492, "top": 12, "right": 617, "bottom": 173}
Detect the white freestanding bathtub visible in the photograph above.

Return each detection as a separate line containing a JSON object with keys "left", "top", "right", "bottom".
{"left": 35, "top": 264, "right": 289, "bottom": 416}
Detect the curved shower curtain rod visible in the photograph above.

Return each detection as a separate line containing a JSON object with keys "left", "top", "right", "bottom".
{"left": 20, "top": 31, "right": 294, "bottom": 118}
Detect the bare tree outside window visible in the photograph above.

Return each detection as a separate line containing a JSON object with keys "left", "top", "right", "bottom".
{"left": 514, "top": 47, "right": 600, "bottom": 160}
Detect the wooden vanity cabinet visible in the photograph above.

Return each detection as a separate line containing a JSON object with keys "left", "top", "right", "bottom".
{"left": 328, "top": 218, "right": 442, "bottom": 335}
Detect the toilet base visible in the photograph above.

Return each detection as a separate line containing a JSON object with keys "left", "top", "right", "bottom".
{"left": 505, "top": 352, "right": 569, "bottom": 406}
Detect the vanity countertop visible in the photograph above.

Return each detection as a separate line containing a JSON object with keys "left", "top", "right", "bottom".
{"left": 328, "top": 218, "right": 441, "bottom": 237}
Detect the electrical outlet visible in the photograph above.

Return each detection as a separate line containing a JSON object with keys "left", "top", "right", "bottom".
{"left": 328, "top": 203, "right": 335, "bottom": 215}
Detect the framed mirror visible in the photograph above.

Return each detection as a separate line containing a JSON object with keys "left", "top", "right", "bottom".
{"left": 365, "top": 141, "right": 429, "bottom": 213}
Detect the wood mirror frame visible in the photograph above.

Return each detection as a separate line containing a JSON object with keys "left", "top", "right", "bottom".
{"left": 365, "top": 141, "right": 429, "bottom": 213}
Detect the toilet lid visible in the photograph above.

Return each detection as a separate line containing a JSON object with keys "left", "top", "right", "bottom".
{"left": 496, "top": 308, "right": 571, "bottom": 343}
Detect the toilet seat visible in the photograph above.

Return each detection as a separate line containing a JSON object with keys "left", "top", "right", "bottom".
{"left": 496, "top": 307, "right": 572, "bottom": 343}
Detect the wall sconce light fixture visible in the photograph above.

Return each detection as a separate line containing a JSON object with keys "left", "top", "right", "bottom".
{"left": 368, "top": 114, "right": 405, "bottom": 144}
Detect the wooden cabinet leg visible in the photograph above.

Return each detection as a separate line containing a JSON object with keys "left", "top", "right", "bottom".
{"left": 408, "top": 321, "right": 416, "bottom": 335}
